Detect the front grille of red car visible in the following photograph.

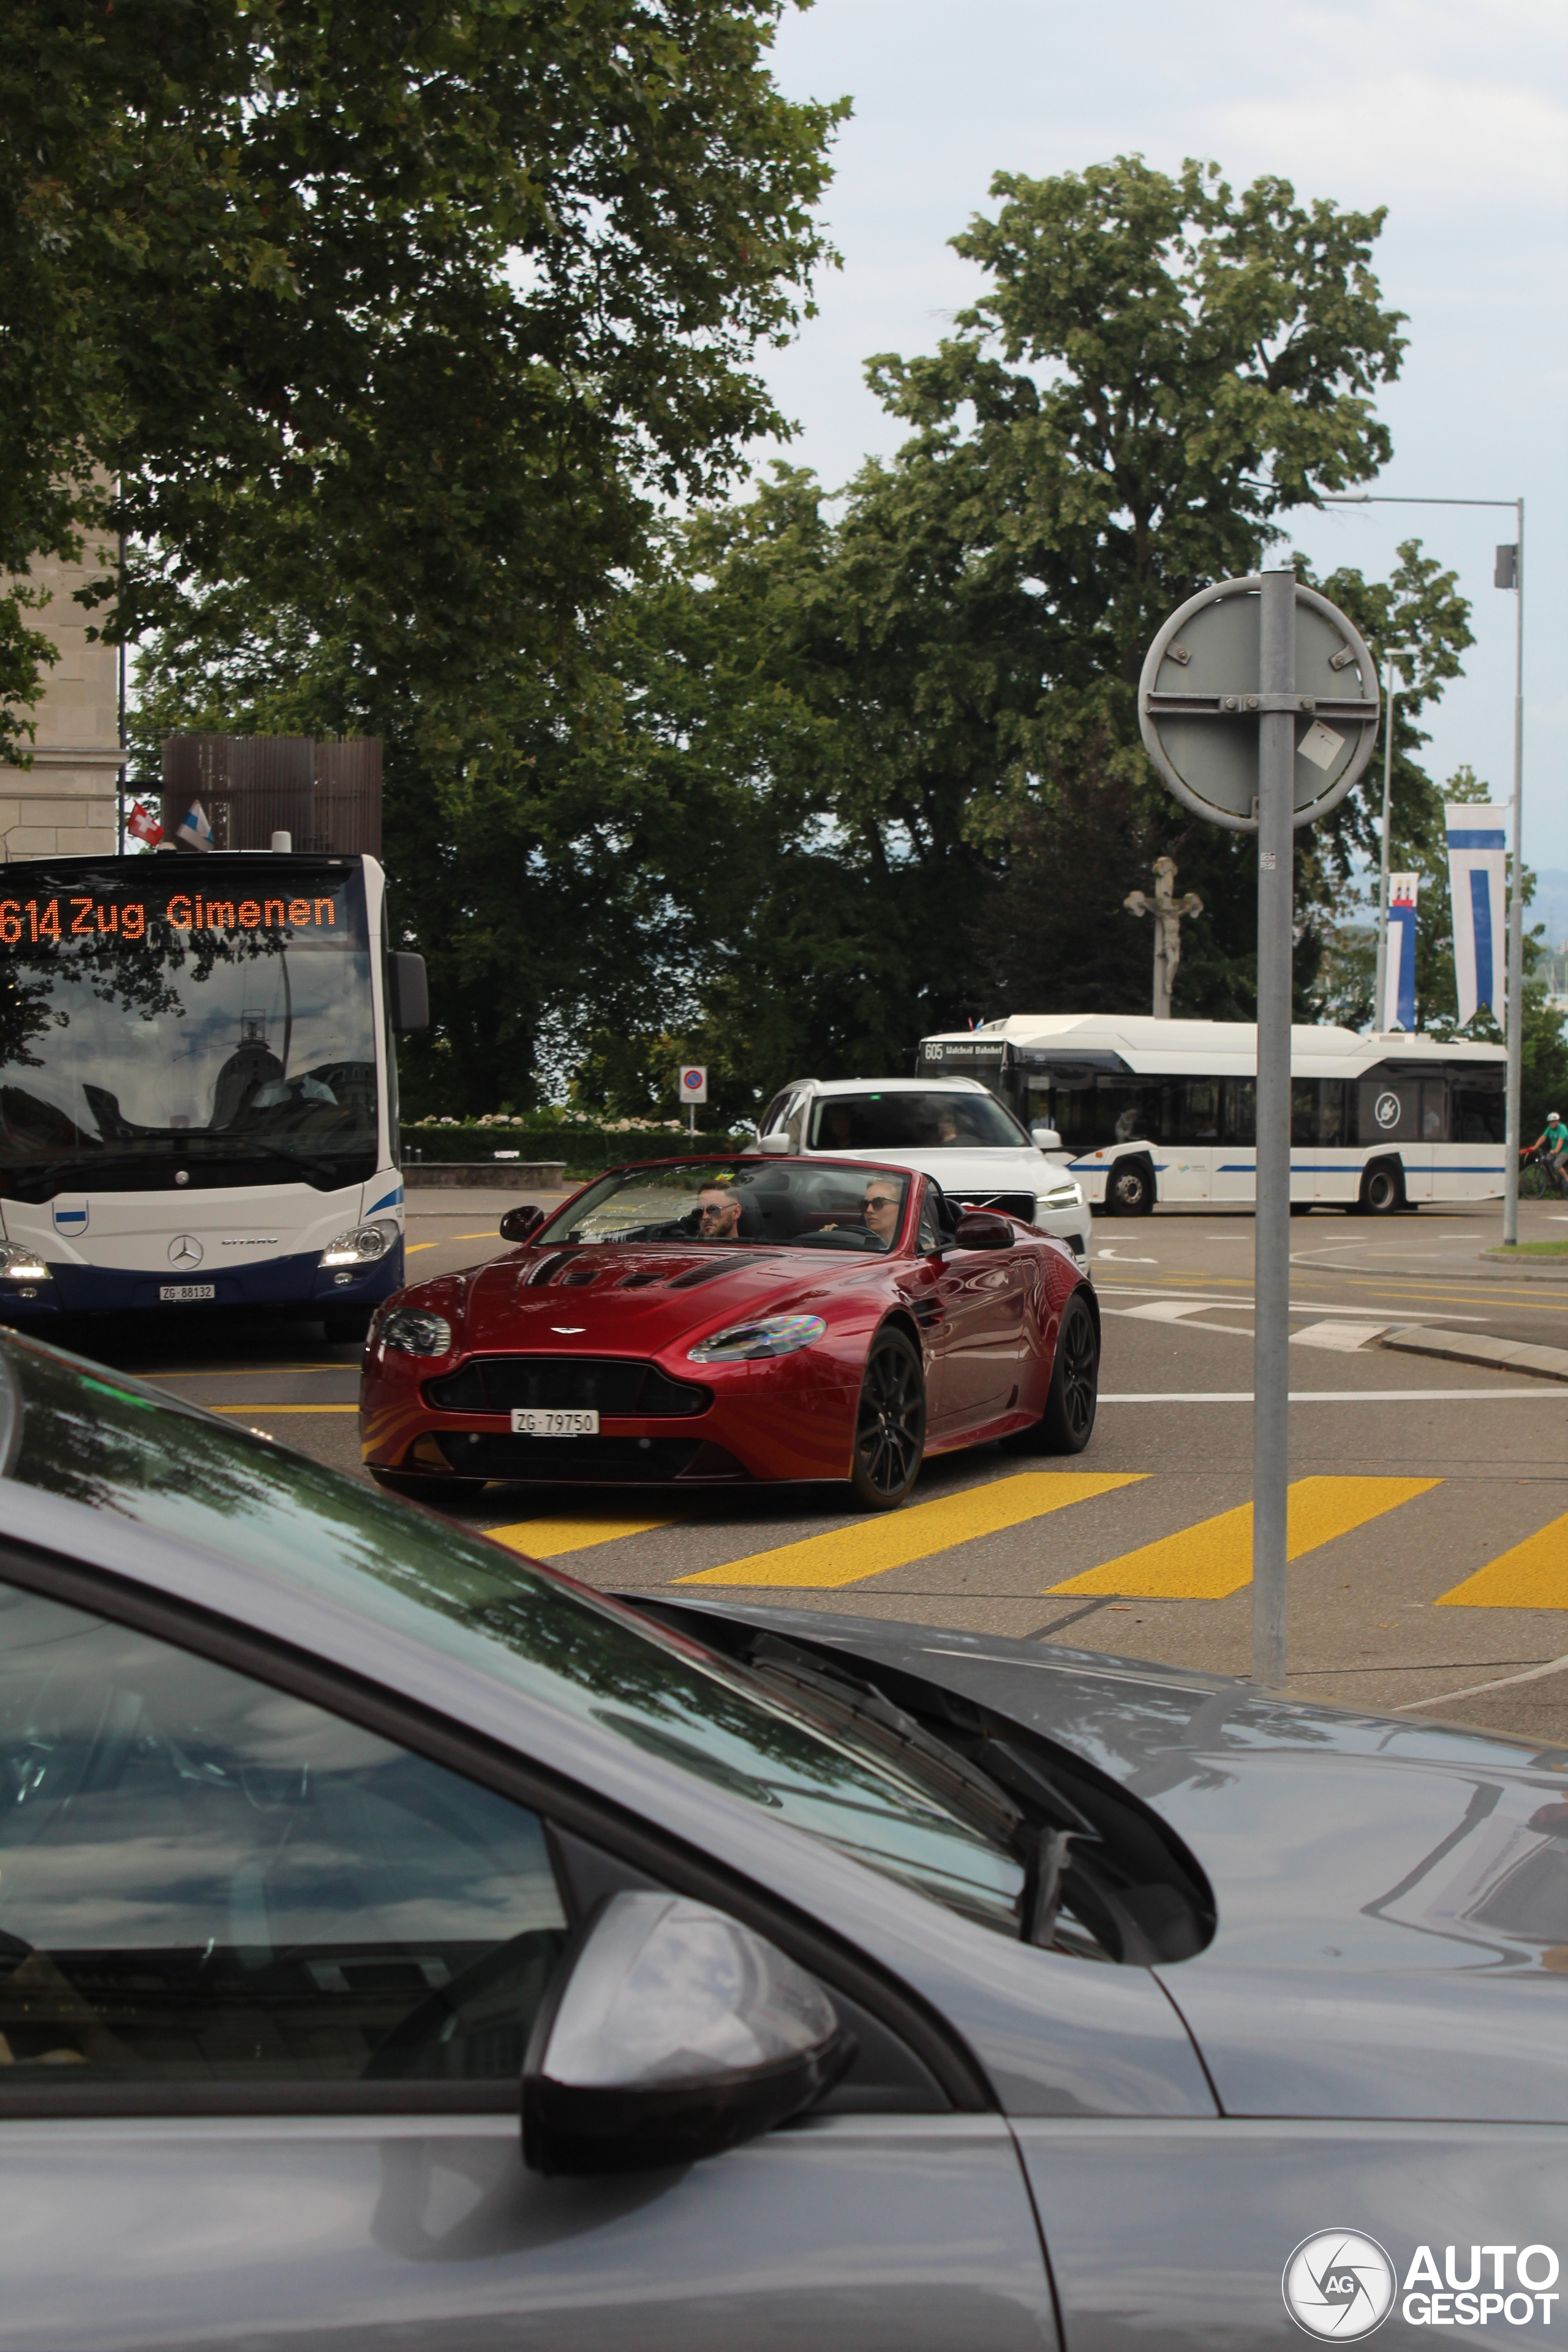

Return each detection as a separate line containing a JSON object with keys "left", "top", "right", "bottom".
{"left": 425, "top": 1356, "right": 711, "bottom": 1417}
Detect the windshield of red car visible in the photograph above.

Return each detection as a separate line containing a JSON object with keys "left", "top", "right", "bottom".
{"left": 532, "top": 1161, "right": 910, "bottom": 1254}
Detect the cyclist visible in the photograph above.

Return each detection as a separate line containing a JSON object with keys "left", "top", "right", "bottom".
{"left": 1525, "top": 1112, "right": 1568, "bottom": 1194}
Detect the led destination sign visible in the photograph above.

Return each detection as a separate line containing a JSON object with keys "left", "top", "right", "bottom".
{"left": 0, "top": 886, "right": 348, "bottom": 948}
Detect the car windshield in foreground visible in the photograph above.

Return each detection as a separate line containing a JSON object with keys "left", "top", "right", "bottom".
{"left": 0, "top": 1335, "right": 1023, "bottom": 1936}
{"left": 534, "top": 1161, "right": 910, "bottom": 1253}
{"left": 809, "top": 1090, "right": 1030, "bottom": 1152}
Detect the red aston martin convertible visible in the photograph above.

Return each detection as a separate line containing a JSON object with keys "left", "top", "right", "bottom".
{"left": 359, "top": 1156, "right": 1099, "bottom": 1510}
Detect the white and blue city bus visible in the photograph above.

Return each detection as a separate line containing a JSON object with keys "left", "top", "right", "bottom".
{"left": 0, "top": 850, "right": 426, "bottom": 1335}
{"left": 917, "top": 1014, "right": 1508, "bottom": 1215}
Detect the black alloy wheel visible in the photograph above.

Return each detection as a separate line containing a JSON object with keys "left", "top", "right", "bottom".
{"left": 1360, "top": 1164, "right": 1403, "bottom": 1215}
{"left": 1106, "top": 1159, "right": 1153, "bottom": 1215}
{"left": 1039, "top": 1292, "right": 1099, "bottom": 1453}
{"left": 849, "top": 1330, "right": 927, "bottom": 1510}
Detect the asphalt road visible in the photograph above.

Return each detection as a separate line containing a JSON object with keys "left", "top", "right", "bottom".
{"left": 75, "top": 1188, "right": 1568, "bottom": 1747}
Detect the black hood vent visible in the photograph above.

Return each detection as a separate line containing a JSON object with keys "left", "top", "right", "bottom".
{"left": 666, "top": 1253, "right": 772, "bottom": 1291}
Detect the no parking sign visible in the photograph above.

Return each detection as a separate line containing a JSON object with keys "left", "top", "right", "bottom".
{"left": 679, "top": 1065, "right": 707, "bottom": 1130}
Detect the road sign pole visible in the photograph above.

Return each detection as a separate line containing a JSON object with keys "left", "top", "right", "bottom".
{"left": 1253, "top": 567, "right": 1295, "bottom": 1689}
{"left": 1139, "top": 566, "right": 1379, "bottom": 1691}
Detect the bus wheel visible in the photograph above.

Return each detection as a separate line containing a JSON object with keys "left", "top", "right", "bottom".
{"left": 1359, "top": 1163, "right": 1404, "bottom": 1215}
{"left": 1106, "top": 1159, "right": 1154, "bottom": 1215}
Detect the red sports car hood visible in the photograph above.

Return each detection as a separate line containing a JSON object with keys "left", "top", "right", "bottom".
{"left": 442, "top": 1245, "right": 881, "bottom": 1355}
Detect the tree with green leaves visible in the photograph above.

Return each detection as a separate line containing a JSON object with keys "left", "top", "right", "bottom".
{"left": 577, "top": 158, "right": 1474, "bottom": 1111}
{"left": 4, "top": 0, "right": 846, "bottom": 769}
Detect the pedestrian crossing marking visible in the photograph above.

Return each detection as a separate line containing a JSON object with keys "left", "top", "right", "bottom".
{"left": 1436, "top": 1514, "right": 1568, "bottom": 1611}
{"left": 487, "top": 1510, "right": 682, "bottom": 1559}
{"left": 674, "top": 1472, "right": 1145, "bottom": 1590}
{"left": 1044, "top": 1475, "right": 1442, "bottom": 1600}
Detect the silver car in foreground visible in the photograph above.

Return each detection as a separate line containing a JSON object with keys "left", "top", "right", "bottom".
{"left": 1, "top": 1326, "right": 1565, "bottom": 2349}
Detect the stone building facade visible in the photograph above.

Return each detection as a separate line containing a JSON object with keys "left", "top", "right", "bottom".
{"left": 0, "top": 533, "right": 123, "bottom": 861}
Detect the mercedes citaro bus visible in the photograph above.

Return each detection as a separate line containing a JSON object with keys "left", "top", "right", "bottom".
{"left": 0, "top": 850, "right": 426, "bottom": 1332}
{"left": 916, "top": 1014, "right": 1507, "bottom": 1215}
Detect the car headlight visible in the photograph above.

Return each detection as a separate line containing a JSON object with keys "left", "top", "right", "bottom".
{"left": 379, "top": 1308, "right": 453, "bottom": 1357}
{"left": 1038, "top": 1183, "right": 1084, "bottom": 1211}
{"left": 319, "top": 1218, "right": 399, "bottom": 1268}
{"left": 688, "top": 1312, "right": 826, "bottom": 1364}
{"left": 0, "top": 1244, "right": 50, "bottom": 1282}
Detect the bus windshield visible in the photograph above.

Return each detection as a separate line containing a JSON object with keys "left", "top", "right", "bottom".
{"left": 0, "top": 862, "right": 378, "bottom": 1200}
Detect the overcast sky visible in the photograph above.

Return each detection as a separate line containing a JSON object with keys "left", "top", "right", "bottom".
{"left": 747, "top": 0, "right": 1568, "bottom": 884}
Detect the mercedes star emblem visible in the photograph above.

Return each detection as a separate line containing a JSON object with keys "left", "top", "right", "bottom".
{"left": 167, "top": 1234, "right": 204, "bottom": 1267}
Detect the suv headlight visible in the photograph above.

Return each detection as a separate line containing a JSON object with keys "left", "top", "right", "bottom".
{"left": 1038, "top": 1182, "right": 1084, "bottom": 1212}
{"left": 0, "top": 1244, "right": 50, "bottom": 1282}
{"left": 379, "top": 1308, "right": 453, "bottom": 1357}
{"left": 689, "top": 1312, "right": 826, "bottom": 1364}
{"left": 319, "top": 1218, "right": 399, "bottom": 1268}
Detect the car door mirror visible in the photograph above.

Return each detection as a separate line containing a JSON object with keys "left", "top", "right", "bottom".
{"left": 499, "top": 1205, "right": 546, "bottom": 1243}
{"left": 756, "top": 1130, "right": 793, "bottom": 1156}
{"left": 952, "top": 1211, "right": 1014, "bottom": 1250}
{"left": 523, "top": 1891, "right": 852, "bottom": 2177}
{"left": 1030, "top": 1124, "right": 1062, "bottom": 1151}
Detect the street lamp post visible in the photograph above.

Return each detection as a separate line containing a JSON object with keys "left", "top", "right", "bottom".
{"left": 1314, "top": 491, "right": 1525, "bottom": 1243}
{"left": 1372, "top": 649, "right": 1416, "bottom": 1030}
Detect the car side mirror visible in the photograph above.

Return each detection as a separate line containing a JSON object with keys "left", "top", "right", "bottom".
{"left": 952, "top": 1210, "right": 1015, "bottom": 1250}
{"left": 1030, "top": 1125, "right": 1062, "bottom": 1151}
{"left": 499, "top": 1204, "right": 546, "bottom": 1243}
{"left": 523, "top": 1892, "right": 852, "bottom": 2177}
{"left": 756, "top": 1130, "right": 793, "bottom": 1156}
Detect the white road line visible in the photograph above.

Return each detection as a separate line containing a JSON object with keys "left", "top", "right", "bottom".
{"left": 1096, "top": 1284, "right": 1480, "bottom": 1323}
{"left": 1099, "top": 1389, "right": 1565, "bottom": 1403}
{"left": 1396, "top": 1653, "right": 1568, "bottom": 1709}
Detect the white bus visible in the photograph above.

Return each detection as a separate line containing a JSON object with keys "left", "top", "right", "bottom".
{"left": 0, "top": 850, "right": 426, "bottom": 1335}
{"left": 916, "top": 1015, "right": 1507, "bottom": 1215}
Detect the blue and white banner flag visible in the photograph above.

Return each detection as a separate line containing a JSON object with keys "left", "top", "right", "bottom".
{"left": 1444, "top": 804, "right": 1508, "bottom": 1030}
{"left": 1381, "top": 873, "right": 1419, "bottom": 1033}
{"left": 175, "top": 797, "right": 214, "bottom": 851}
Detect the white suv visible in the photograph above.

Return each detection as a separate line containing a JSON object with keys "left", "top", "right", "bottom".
{"left": 752, "top": 1076, "right": 1091, "bottom": 1261}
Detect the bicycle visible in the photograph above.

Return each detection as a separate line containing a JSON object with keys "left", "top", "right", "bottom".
{"left": 1520, "top": 1145, "right": 1568, "bottom": 1201}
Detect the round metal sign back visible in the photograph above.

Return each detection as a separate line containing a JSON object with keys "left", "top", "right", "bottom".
{"left": 1139, "top": 575, "right": 1381, "bottom": 833}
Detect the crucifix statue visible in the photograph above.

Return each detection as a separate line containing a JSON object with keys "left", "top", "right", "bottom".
{"left": 1125, "top": 856, "right": 1202, "bottom": 1019}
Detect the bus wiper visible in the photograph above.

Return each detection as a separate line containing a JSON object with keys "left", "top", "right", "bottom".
{"left": 203, "top": 1135, "right": 342, "bottom": 1185}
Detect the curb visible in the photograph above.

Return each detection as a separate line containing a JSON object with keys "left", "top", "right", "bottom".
{"left": 1300, "top": 1254, "right": 1568, "bottom": 1286}
{"left": 1377, "top": 1326, "right": 1568, "bottom": 1385}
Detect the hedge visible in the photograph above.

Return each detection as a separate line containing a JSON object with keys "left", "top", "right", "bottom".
{"left": 401, "top": 1124, "right": 752, "bottom": 1178}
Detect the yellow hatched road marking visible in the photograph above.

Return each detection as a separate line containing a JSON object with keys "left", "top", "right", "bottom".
{"left": 1437, "top": 1514, "right": 1568, "bottom": 1610}
{"left": 676, "top": 1472, "right": 1145, "bottom": 1591}
{"left": 488, "top": 1511, "right": 682, "bottom": 1558}
{"left": 1045, "top": 1475, "right": 1441, "bottom": 1600}
{"left": 211, "top": 1403, "right": 358, "bottom": 1413}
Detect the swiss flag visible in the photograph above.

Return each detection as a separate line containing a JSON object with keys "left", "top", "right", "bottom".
{"left": 126, "top": 801, "right": 163, "bottom": 847}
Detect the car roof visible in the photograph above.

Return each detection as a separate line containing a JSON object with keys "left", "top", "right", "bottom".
{"left": 803, "top": 1077, "right": 992, "bottom": 1098}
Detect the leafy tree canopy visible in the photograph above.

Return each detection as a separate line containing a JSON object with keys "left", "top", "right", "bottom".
{"left": 1, "top": 0, "right": 847, "bottom": 759}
